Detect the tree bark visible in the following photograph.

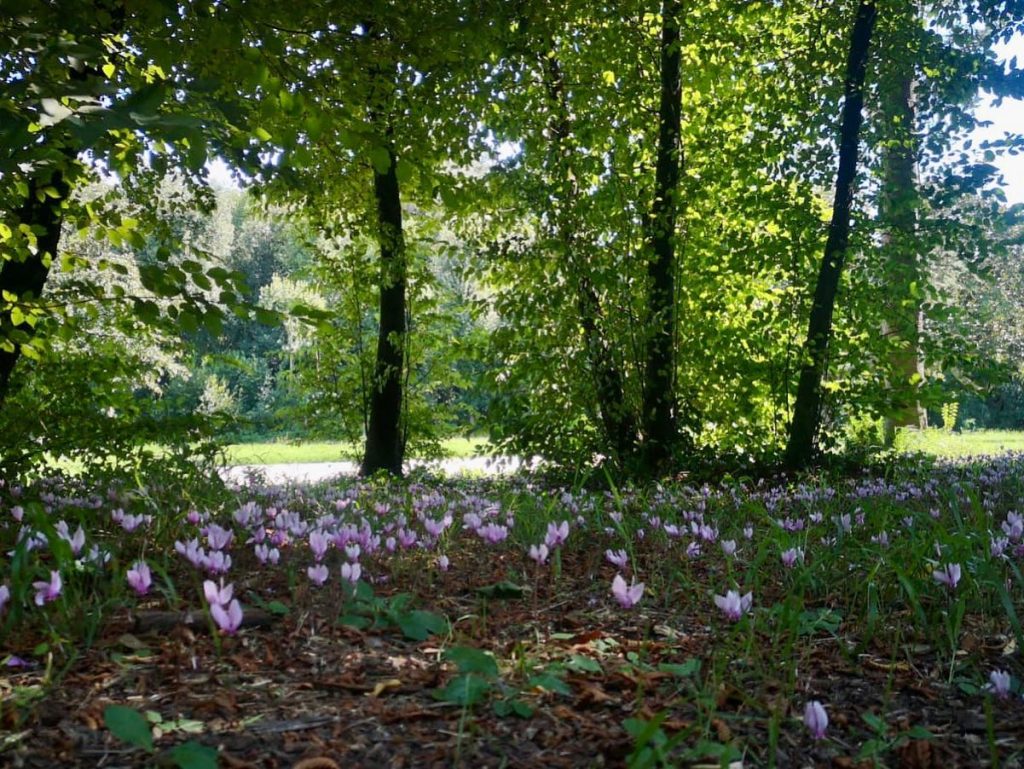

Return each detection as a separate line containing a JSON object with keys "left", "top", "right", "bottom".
{"left": 540, "top": 52, "right": 639, "bottom": 464}
{"left": 641, "top": 0, "right": 685, "bottom": 474}
{"left": 359, "top": 141, "right": 407, "bottom": 477}
{"left": 0, "top": 173, "right": 68, "bottom": 408}
{"left": 784, "top": 0, "right": 878, "bottom": 471}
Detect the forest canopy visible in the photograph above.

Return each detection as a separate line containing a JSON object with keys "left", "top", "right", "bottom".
{"left": 2, "top": 0, "right": 1024, "bottom": 478}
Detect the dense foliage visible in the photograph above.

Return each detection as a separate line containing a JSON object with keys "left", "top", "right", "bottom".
{"left": 1, "top": 0, "right": 1023, "bottom": 475}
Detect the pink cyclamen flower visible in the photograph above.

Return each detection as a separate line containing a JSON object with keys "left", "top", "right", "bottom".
{"left": 611, "top": 573, "right": 644, "bottom": 609}
{"left": 210, "top": 599, "right": 243, "bottom": 635}
{"left": 254, "top": 543, "right": 280, "bottom": 565}
{"left": 308, "top": 530, "right": 329, "bottom": 561}
{"left": 33, "top": 571, "right": 62, "bottom": 606}
{"left": 545, "top": 521, "right": 570, "bottom": 548}
{"left": 932, "top": 563, "right": 961, "bottom": 590}
{"left": 804, "top": 700, "right": 828, "bottom": 740}
{"left": 528, "top": 544, "right": 549, "bottom": 565}
{"left": 605, "top": 549, "right": 629, "bottom": 569}
{"left": 987, "top": 669, "right": 1012, "bottom": 700}
{"left": 341, "top": 561, "right": 362, "bottom": 584}
{"left": 307, "top": 564, "right": 329, "bottom": 586}
{"left": 781, "top": 547, "right": 803, "bottom": 568}
{"left": 126, "top": 561, "right": 152, "bottom": 596}
{"left": 205, "top": 524, "right": 233, "bottom": 551}
{"left": 713, "top": 589, "right": 752, "bottom": 621}
{"left": 203, "top": 579, "right": 233, "bottom": 607}
{"left": 478, "top": 523, "right": 508, "bottom": 544}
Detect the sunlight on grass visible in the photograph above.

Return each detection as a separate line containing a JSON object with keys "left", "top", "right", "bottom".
{"left": 899, "top": 428, "right": 1024, "bottom": 458}
{"left": 223, "top": 436, "right": 490, "bottom": 465}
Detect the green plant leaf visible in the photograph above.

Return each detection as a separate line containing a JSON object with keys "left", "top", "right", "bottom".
{"left": 433, "top": 673, "right": 490, "bottom": 706}
{"left": 397, "top": 610, "right": 448, "bottom": 641}
{"left": 168, "top": 740, "right": 218, "bottom": 769}
{"left": 443, "top": 646, "right": 499, "bottom": 677}
{"left": 104, "top": 705, "right": 154, "bottom": 752}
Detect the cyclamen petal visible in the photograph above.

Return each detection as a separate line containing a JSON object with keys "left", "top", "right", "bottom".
{"left": 611, "top": 573, "right": 644, "bottom": 609}
{"left": 932, "top": 563, "right": 961, "bottom": 590}
{"left": 307, "top": 564, "right": 329, "bottom": 586}
{"left": 605, "top": 549, "right": 629, "bottom": 569}
{"left": 714, "top": 589, "right": 752, "bottom": 621}
{"left": 126, "top": 561, "right": 152, "bottom": 596}
{"left": 987, "top": 669, "right": 1012, "bottom": 700}
{"left": 210, "top": 598, "right": 243, "bottom": 634}
{"left": 341, "top": 562, "right": 361, "bottom": 584}
{"left": 529, "top": 544, "right": 549, "bottom": 565}
{"left": 804, "top": 700, "right": 828, "bottom": 740}
{"left": 203, "top": 579, "right": 233, "bottom": 606}
{"left": 33, "top": 571, "right": 62, "bottom": 606}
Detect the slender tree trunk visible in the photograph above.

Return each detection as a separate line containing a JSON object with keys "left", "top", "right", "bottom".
{"left": 359, "top": 141, "right": 407, "bottom": 477}
{"left": 0, "top": 173, "right": 67, "bottom": 408}
{"left": 642, "top": 0, "right": 685, "bottom": 474}
{"left": 880, "top": 68, "right": 927, "bottom": 445}
{"left": 541, "top": 52, "right": 638, "bottom": 464}
{"left": 784, "top": 0, "right": 878, "bottom": 471}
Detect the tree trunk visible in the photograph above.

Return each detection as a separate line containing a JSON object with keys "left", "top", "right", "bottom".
{"left": 879, "top": 68, "right": 927, "bottom": 445}
{"left": 784, "top": 0, "right": 878, "bottom": 471}
{"left": 641, "top": 0, "right": 685, "bottom": 474}
{"left": 359, "top": 142, "right": 407, "bottom": 477}
{"left": 0, "top": 173, "right": 67, "bottom": 408}
{"left": 540, "top": 52, "right": 639, "bottom": 464}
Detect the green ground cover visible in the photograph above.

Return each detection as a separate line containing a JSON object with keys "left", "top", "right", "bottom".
{"left": 221, "top": 436, "right": 490, "bottom": 465}
{"left": 899, "top": 429, "right": 1024, "bottom": 458}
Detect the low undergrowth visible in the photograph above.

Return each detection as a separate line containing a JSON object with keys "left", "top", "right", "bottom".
{"left": 1, "top": 453, "right": 1023, "bottom": 767}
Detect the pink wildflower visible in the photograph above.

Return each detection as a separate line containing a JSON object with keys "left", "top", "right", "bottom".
{"left": 713, "top": 589, "right": 752, "bottom": 621}
{"left": 126, "top": 561, "right": 152, "bottom": 596}
{"left": 611, "top": 574, "right": 644, "bottom": 609}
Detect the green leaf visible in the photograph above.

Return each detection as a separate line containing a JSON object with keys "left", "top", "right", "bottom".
{"left": 475, "top": 581, "right": 526, "bottom": 600}
{"left": 397, "top": 610, "right": 448, "bottom": 641}
{"left": 395, "top": 160, "right": 413, "bottom": 185}
{"left": 337, "top": 614, "right": 371, "bottom": 630}
{"left": 433, "top": 673, "right": 490, "bottom": 706}
{"left": 104, "top": 705, "right": 154, "bottom": 752}
{"left": 168, "top": 740, "right": 218, "bottom": 769}
{"left": 443, "top": 646, "right": 498, "bottom": 677}
{"left": 566, "top": 655, "right": 602, "bottom": 674}
{"left": 657, "top": 658, "right": 700, "bottom": 677}
{"left": 369, "top": 146, "right": 392, "bottom": 175}
{"left": 527, "top": 672, "right": 571, "bottom": 696}
{"left": 265, "top": 601, "right": 290, "bottom": 616}
{"left": 493, "top": 698, "right": 533, "bottom": 718}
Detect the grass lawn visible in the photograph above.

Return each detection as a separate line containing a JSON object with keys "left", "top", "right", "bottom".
{"left": 899, "top": 428, "right": 1024, "bottom": 458}
{"left": 222, "top": 436, "right": 490, "bottom": 465}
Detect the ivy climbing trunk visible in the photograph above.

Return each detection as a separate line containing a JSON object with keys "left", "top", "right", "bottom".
{"left": 359, "top": 141, "right": 407, "bottom": 477}
{"left": 0, "top": 173, "right": 67, "bottom": 409}
{"left": 541, "top": 51, "right": 638, "bottom": 465}
{"left": 784, "top": 0, "right": 877, "bottom": 471}
{"left": 880, "top": 66, "right": 927, "bottom": 444}
{"left": 642, "top": 0, "right": 685, "bottom": 474}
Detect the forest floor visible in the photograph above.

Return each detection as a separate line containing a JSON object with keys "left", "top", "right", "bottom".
{"left": 3, "top": 455, "right": 1024, "bottom": 768}
{"left": 5, "top": 538, "right": 1023, "bottom": 769}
